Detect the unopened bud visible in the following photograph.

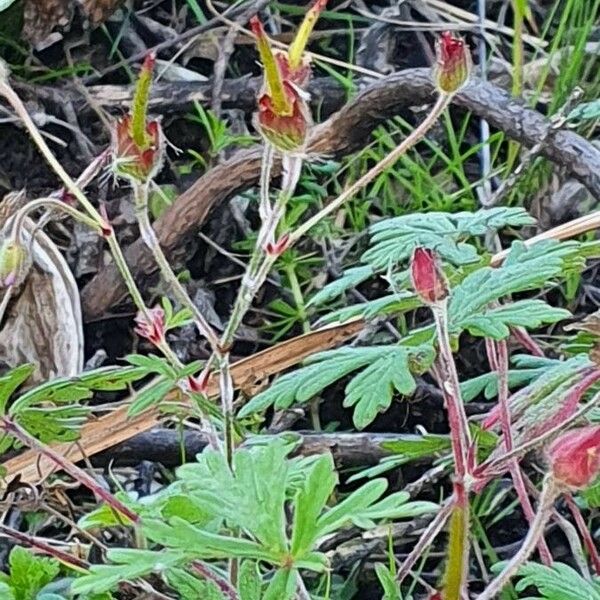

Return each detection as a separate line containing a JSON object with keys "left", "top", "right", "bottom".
{"left": 410, "top": 247, "right": 448, "bottom": 304}
{"left": 0, "top": 237, "right": 30, "bottom": 288}
{"left": 112, "top": 53, "right": 164, "bottom": 182}
{"left": 265, "top": 233, "right": 290, "bottom": 257}
{"left": 134, "top": 306, "right": 165, "bottom": 346}
{"left": 187, "top": 364, "right": 211, "bottom": 395}
{"left": 435, "top": 32, "right": 471, "bottom": 94}
{"left": 547, "top": 426, "right": 600, "bottom": 490}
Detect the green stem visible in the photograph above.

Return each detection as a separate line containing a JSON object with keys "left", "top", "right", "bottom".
{"left": 288, "top": 93, "right": 451, "bottom": 245}
{"left": 285, "top": 263, "right": 310, "bottom": 334}
{"left": 133, "top": 183, "right": 221, "bottom": 352}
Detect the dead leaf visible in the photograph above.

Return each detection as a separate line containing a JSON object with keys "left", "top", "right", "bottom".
{"left": 0, "top": 198, "right": 84, "bottom": 383}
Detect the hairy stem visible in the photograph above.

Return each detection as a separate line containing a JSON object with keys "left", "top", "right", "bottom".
{"left": 564, "top": 493, "right": 600, "bottom": 575}
{"left": 442, "top": 484, "right": 470, "bottom": 600}
{"left": 133, "top": 183, "right": 221, "bottom": 352}
{"left": 396, "top": 497, "right": 454, "bottom": 584}
{"left": 191, "top": 561, "right": 240, "bottom": 600}
{"left": 0, "top": 81, "right": 102, "bottom": 223}
{"left": 491, "top": 339, "right": 552, "bottom": 565}
{"left": 288, "top": 93, "right": 451, "bottom": 244}
{"left": 476, "top": 475, "right": 556, "bottom": 600}
{"left": 432, "top": 300, "right": 471, "bottom": 479}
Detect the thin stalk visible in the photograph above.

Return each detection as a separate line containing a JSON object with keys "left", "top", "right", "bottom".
{"left": 432, "top": 300, "right": 471, "bottom": 479}
{"left": 8, "top": 197, "right": 103, "bottom": 239}
{"left": 285, "top": 262, "right": 310, "bottom": 334}
{"left": 476, "top": 475, "right": 557, "bottom": 600}
{"left": 191, "top": 561, "right": 239, "bottom": 600}
{"left": 493, "top": 339, "right": 552, "bottom": 565}
{"left": 213, "top": 153, "right": 302, "bottom": 466}
{"left": 259, "top": 144, "right": 274, "bottom": 223}
{"left": 0, "top": 524, "right": 88, "bottom": 571}
{"left": 564, "top": 493, "right": 600, "bottom": 575}
{"left": 288, "top": 93, "right": 451, "bottom": 244}
{"left": 0, "top": 81, "right": 102, "bottom": 223}
{"left": 0, "top": 416, "right": 139, "bottom": 524}
{"left": 133, "top": 182, "right": 221, "bottom": 352}
{"left": 396, "top": 497, "right": 454, "bottom": 584}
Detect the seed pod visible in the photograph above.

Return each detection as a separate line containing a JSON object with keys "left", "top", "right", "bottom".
{"left": 435, "top": 32, "right": 471, "bottom": 94}
{"left": 112, "top": 54, "right": 164, "bottom": 182}
{"left": 250, "top": 16, "right": 312, "bottom": 152}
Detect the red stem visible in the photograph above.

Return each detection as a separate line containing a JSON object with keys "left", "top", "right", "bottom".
{"left": 1, "top": 417, "right": 139, "bottom": 524}
{"left": 191, "top": 561, "right": 240, "bottom": 600}
{"left": 432, "top": 302, "right": 471, "bottom": 479}
{"left": 0, "top": 523, "right": 88, "bottom": 571}
{"left": 490, "top": 339, "right": 552, "bottom": 564}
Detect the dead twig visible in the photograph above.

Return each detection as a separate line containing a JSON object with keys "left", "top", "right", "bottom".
{"left": 80, "top": 69, "right": 600, "bottom": 319}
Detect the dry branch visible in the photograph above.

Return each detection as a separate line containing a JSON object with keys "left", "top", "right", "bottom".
{"left": 80, "top": 69, "right": 600, "bottom": 319}
{"left": 2, "top": 319, "right": 362, "bottom": 483}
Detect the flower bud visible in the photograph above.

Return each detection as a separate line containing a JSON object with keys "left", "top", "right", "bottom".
{"left": 112, "top": 53, "right": 164, "bottom": 182}
{"left": 547, "top": 426, "right": 600, "bottom": 489}
{"left": 134, "top": 306, "right": 165, "bottom": 346}
{"left": 435, "top": 31, "right": 471, "bottom": 94}
{"left": 250, "top": 15, "right": 312, "bottom": 152}
{"left": 0, "top": 237, "right": 30, "bottom": 288}
{"left": 410, "top": 247, "right": 448, "bottom": 304}
{"left": 265, "top": 233, "right": 290, "bottom": 257}
{"left": 256, "top": 86, "right": 311, "bottom": 152}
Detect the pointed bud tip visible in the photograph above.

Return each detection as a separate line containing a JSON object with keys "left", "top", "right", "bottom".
{"left": 249, "top": 15, "right": 265, "bottom": 37}
{"left": 0, "top": 238, "right": 30, "bottom": 289}
{"left": 142, "top": 52, "right": 156, "bottom": 73}
{"left": 435, "top": 31, "right": 471, "bottom": 94}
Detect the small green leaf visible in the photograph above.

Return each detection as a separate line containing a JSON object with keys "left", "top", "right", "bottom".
{"left": 6, "top": 546, "right": 60, "bottom": 600}
{"left": 290, "top": 453, "right": 337, "bottom": 557}
{"left": 375, "top": 563, "right": 402, "bottom": 600}
{"left": 515, "top": 562, "right": 600, "bottom": 600}
{"left": 263, "top": 568, "right": 297, "bottom": 600}
{"left": 238, "top": 561, "right": 262, "bottom": 600}
{"left": 308, "top": 266, "right": 373, "bottom": 306}
{"left": 165, "top": 567, "right": 226, "bottom": 600}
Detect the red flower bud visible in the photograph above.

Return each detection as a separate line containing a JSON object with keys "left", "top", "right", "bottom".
{"left": 134, "top": 306, "right": 165, "bottom": 346}
{"left": 113, "top": 115, "right": 164, "bottom": 183}
{"left": 410, "top": 247, "right": 448, "bottom": 304}
{"left": 547, "top": 426, "right": 600, "bottom": 489}
{"left": 435, "top": 31, "right": 471, "bottom": 94}
{"left": 187, "top": 365, "right": 211, "bottom": 396}
{"left": 265, "top": 233, "right": 290, "bottom": 257}
{"left": 256, "top": 85, "right": 310, "bottom": 152}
